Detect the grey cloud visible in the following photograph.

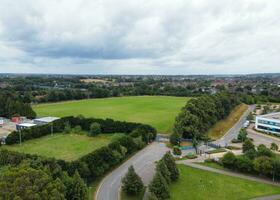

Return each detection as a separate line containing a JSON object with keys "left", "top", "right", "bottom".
{"left": 0, "top": 0, "right": 280, "bottom": 74}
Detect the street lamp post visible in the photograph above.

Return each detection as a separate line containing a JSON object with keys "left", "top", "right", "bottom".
{"left": 19, "top": 129, "right": 22, "bottom": 145}
{"left": 51, "top": 122, "right": 53, "bottom": 136}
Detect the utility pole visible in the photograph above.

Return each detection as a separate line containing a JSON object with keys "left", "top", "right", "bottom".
{"left": 51, "top": 122, "right": 53, "bottom": 136}
{"left": 19, "top": 129, "right": 22, "bottom": 145}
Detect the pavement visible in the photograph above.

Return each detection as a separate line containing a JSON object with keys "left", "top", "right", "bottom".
{"left": 247, "top": 127, "right": 280, "bottom": 147}
{"left": 212, "top": 105, "right": 255, "bottom": 147}
{"left": 251, "top": 194, "right": 280, "bottom": 200}
{"left": 250, "top": 195, "right": 280, "bottom": 200}
{"left": 95, "top": 142, "right": 169, "bottom": 200}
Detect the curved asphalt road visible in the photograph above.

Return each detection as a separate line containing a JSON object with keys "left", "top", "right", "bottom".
{"left": 95, "top": 142, "right": 169, "bottom": 200}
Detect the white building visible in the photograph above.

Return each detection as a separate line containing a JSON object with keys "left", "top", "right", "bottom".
{"left": 16, "top": 123, "right": 37, "bottom": 131}
{"left": 255, "top": 112, "right": 280, "bottom": 135}
{"left": 33, "top": 117, "right": 60, "bottom": 125}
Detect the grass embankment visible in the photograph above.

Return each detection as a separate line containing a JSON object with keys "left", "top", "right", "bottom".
{"left": 169, "top": 165, "right": 280, "bottom": 200}
{"left": 207, "top": 104, "right": 248, "bottom": 140}
{"left": 196, "top": 161, "right": 225, "bottom": 170}
{"left": 2, "top": 133, "right": 113, "bottom": 161}
{"left": 33, "top": 96, "right": 189, "bottom": 134}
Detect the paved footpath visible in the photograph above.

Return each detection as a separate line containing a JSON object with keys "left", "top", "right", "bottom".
{"left": 251, "top": 194, "right": 280, "bottom": 200}
{"left": 177, "top": 161, "right": 280, "bottom": 186}
{"left": 95, "top": 142, "right": 169, "bottom": 200}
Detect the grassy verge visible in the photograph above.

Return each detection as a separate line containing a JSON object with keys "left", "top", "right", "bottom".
{"left": 169, "top": 165, "right": 280, "bottom": 200}
{"left": 206, "top": 148, "right": 227, "bottom": 154}
{"left": 1, "top": 133, "right": 113, "bottom": 161}
{"left": 88, "top": 178, "right": 103, "bottom": 200}
{"left": 33, "top": 96, "right": 189, "bottom": 134}
{"left": 196, "top": 161, "right": 225, "bottom": 170}
{"left": 207, "top": 104, "right": 248, "bottom": 140}
{"left": 120, "top": 189, "right": 146, "bottom": 200}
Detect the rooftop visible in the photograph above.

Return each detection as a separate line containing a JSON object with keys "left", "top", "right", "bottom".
{"left": 260, "top": 112, "right": 280, "bottom": 120}
{"left": 34, "top": 117, "right": 60, "bottom": 123}
{"left": 18, "top": 123, "right": 37, "bottom": 127}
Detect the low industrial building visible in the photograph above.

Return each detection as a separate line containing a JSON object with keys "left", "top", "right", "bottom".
{"left": 33, "top": 117, "right": 60, "bottom": 125}
{"left": 16, "top": 123, "right": 37, "bottom": 131}
{"left": 255, "top": 112, "right": 280, "bottom": 134}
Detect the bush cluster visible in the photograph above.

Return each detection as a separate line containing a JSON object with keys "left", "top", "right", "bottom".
{"left": 220, "top": 140, "right": 280, "bottom": 179}
{"left": 148, "top": 152, "right": 179, "bottom": 200}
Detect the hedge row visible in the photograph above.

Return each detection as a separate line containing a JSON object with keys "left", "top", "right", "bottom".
{"left": 5, "top": 116, "right": 156, "bottom": 145}
{"left": 1, "top": 133, "right": 154, "bottom": 183}
{"left": 2, "top": 117, "right": 157, "bottom": 184}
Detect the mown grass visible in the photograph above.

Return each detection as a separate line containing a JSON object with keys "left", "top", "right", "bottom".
{"left": 1, "top": 133, "right": 113, "bottom": 161}
{"left": 33, "top": 96, "right": 189, "bottom": 134}
{"left": 207, "top": 104, "right": 248, "bottom": 140}
{"left": 169, "top": 165, "right": 280, "bottom": 200}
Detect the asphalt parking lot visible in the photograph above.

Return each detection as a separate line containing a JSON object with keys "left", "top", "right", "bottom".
{"left": 0, "top": 121, "right": 16, "bottom": 138}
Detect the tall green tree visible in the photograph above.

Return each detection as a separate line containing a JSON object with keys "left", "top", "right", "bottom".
{"left": 149, "top": 171, "right": 170, "bottom": 200}
{"left": 122, "top": 166, "right": 144, "bottom": 196}
{"left": 156, "top": 160, "right": 171, "bottom": 184}
{"left": 243, "top": 139, "right": 255, "bottom": 153}
{"left": 162, "top": 152, "right": 179, "bottom": 181}
{"left": 169, "top": 133, "right": 180, "bottom": 146}
{"left": 69, "top": 171, "right": 88, "bottom": 200}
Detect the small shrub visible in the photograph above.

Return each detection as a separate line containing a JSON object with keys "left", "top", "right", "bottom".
{"left": 184, "top": 154, "right": 197, "bottom": 159}
{"left": 270, "top": 143, "right": 278, "bottom": 151}
{"left": 64, "top": 122, "right": 72, "bottom": 134}
{"left": 173, "top": 146, "right": 182, "bottom": 156}
{"left": 221, "top": 152, "right": 236, "bottom": 169}
{"left": 89, "top": 122, "right": 101, "bottom": 136}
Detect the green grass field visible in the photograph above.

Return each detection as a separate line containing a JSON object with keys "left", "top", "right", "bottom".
{"left": 33, "top": 96, "right": 189, "bottom": 134}
{"left": 169, "top": 165, "right": 280, "bottom": 200}
{"left": 2, "top": 133, "right": 113, "bottom": 161}
{"left": 207, "top": 104, "right": 248, "bottom": 140}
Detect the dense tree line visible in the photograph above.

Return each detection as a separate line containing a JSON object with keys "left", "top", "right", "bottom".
{"left": 0, "top": 91, "right": 36, "bottom": 119}
{"left": 0, "top": 152, "right": 87, "bottom": 200}
{"left": 220, "top": 140, "right": 280, "bottom": 180}
{"left": 2, "top": 74, "right": 280, "bottom": 105}
{"left": 174, "top": 93, "right": 240, "bottom": 139}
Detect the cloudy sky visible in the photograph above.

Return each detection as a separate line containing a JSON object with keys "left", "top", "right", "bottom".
{"left": 0, "top": 0, "right": 280, "bottom": 75}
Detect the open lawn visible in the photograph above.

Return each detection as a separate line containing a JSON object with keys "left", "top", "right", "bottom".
{"left": 169, "top": 165, "right": 280, "bottom": 200}
{"left": 33, "top": 96, "right": 189, "bottom": 134}
{"left": 1, "top": 133, "right": 113, "bottom": 161}
{"left": 207, "top": 103, "right": 248, "bottom": 140}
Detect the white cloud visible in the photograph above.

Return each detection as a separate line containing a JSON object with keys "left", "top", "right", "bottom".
{"left": 0, "top": 0, "right": 280, "bottom": 74}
